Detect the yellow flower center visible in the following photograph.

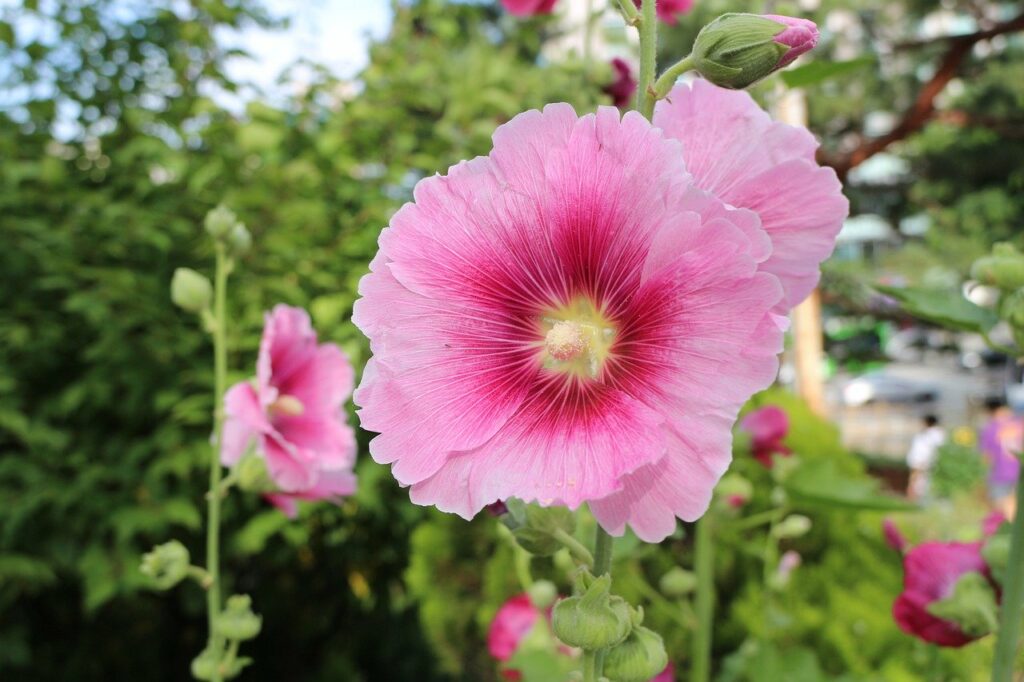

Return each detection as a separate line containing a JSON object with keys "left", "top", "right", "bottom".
{"left": 539, "top": 298, "right": 616, "bottom": 380}
{"left": 270, "top": 394, "right": 305, "bottom": 417}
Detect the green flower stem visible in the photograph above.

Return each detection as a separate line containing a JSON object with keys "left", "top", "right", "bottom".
{"left": 188, "top": 565, "right": 214, "bottom": 589}
{"left": 555, "top": 528, "right": 596, "bottom": 567}
{"left": 583, "top": 650, "right": 599, "bottom": 682}
{"left": 205, "top": 243, "right": 230, "bottom": 682}
{"left": 636, "top": 0, "right": 658, "bottom": 118}
{"left": 650, "top": 55, "right": 695, "bottom": 103}
{"left": 991, "top": 461, "right": 1024, "bottom": 682}
{"left": 692, "top": 516, "right": 714, "bottom": 682}
{"left": 616, "top": 0, "right": 639, "bottom": 25}
{"left": 593, "top": 524, "right": 614, "bottom": 576}
{"left": 730, "top": 508, "right": 780, "bottom": 532}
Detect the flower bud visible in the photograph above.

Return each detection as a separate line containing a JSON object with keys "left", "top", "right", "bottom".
{"left": 141, "top": 540, "right": 190, "bottom": 590}
{"left": 602, "top": 626, "right": 669, "bottom": 682}
{"left": 982, "top": 525, "right": 1010, "bottom": 586}
{"left": 926, "top": 571, "right": 998, "bottom": 638}
{"left": 236, "top": 453, "right": 273, "bottom": 492}
{"left": 552, "top": 574, "right": 632, "bottom": 650}
{"left": 1003, "top": 289, "right": 1024, "bottom": 329}
{"left": 204, "top": 204, "right": 237, "bottom": 239}
{"left": 216, "top": 594, "right": 263, "bottom": 641}
{"left": 528, "top": 579, "right": 558, "bottom": 609}
{"left": 191, "top": 644, "right": 251, "bottom": 681}
{"left": 772, "top": 514, "right": 812, "bottom": 539}
{"left": 715, "top": 474, "right": 752, "bottom": 510}
{"left": 228, "top": 222, "right": 251, "bottom": 256}
{"left": 971, "top": 243, "right": 1024, "bottom": 291}
{"left": 659, "top": 567, "right": 697, "bottom": 597}
{"left": 502, "top": 498, "right": 577, "bottom": 556}
{"left": 171, "top": 267, "right": 212, "bottom": 313}
{"left": 691, "top": 13, "right": 819, "bottom": 90}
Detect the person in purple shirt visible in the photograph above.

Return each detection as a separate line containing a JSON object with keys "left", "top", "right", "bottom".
{"left": 980, "top": 399, "right": 1024, "bottom": 519}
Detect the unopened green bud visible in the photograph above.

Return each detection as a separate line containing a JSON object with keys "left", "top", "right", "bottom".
{"left": 552, "top": 574, "right": 631, "bottom": 650}
{"left": 503, "top": 498, "right": 577, "bottom": 556}
{"left": 659, "top": 567, "right": 698, "bottom": 597}
{"left": 716, "top": 473, "right": 752, "bottom": 509}
{"left": 971, "top": 244, "right": 1024, "bottom": 291}
{"left": 983, "top": 525, "right": 1011, "bottom": 586}
{"left": 171, "top": 267, "right": 212, "bottom": 313}
{"left": 228, "top": 222, "right": 251, "bottom": 256}
{"left": 1003, "top": 289, "right": 1024, "bottom": 330}
{"left": 191, "top": 644, "right": 251, "bottom": 681}
{"left": 216, "top": 594, "right": 262, "bottom": 641}
{"left": 603, "top": 626, "right": 668, "bottom": 682}
{"left": 692, "top": 13, "right": 819, "bottom": 90}
{"left": 772, "top": 514, "right": 812, "bottom": 539}
{"left": 204, "top": 204, "right": 237, "bottom": 239}
{"left": 141, "top": 540, "right": 190, "bottom": 590}
{"left": 528, "top": 580, "right": 558, "bottom": 609}
{"left": 927, "top": 571, "right": 998, "bottom": 638}
{"left": 236, "top": 453, "right": 273, "bottom": 492}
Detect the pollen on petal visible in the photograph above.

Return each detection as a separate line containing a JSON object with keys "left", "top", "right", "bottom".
{"left": 545, "top": 321, "right": 588, "bottom": 361}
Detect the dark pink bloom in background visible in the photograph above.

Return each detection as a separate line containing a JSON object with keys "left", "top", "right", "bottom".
{"left": 882, "top": 518, "right": 907, "bottom": 553}
{"left": 893, "top": 542, "right": 988, "bottom": 647}
{"left": 354, "top": 104, "right": 786, "bottom": 542}
{"left": 764, "top": 14, "right": 820, "bottom": 67}
{"left": 654, "top": 80, "right": 848, "bottom": 312}
{"left": 652, "top": 662, "right": 675, "bottom": 681}
{"left": 632, "top": 0, "right": 694, "bottom": 24}
{"left": 488, "top": 594, "right": 541, "bottom": 679}
{"left": 983, "top": 511, "right": 1008, "bottom": 537}
{"left": 738, "top": 405, "right": 791, "bottom": 467}
{"left": 222, "top": 305, "right": 357, "bottom": 516}
{"left": 604, "top": 58, "right": 637, "bottom": 108}
{"left": 501, "top": 0, "right": 558, "bottom": 16}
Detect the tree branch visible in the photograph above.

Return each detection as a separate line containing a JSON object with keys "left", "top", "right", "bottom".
{"left": 821, "top": 12, "right": 1024, "bottom": 180}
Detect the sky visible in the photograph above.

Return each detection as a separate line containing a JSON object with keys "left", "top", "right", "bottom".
{"left": 220, "top": 0, "right": 393, "bottom": 99}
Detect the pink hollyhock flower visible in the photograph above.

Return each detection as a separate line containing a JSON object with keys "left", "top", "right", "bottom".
{"left": 632, "top": 0, "right": 694, "bottom": 24}
{"left": 893, "top": 542, "right": 989, "bottom": 647}
{"left": 501, "top": 0, "right": 558, "bottom": 17}
{"left": 764, "top": 14, "right": 819, "bottom": 67}
{"left": 882, "top": 518, "right": 907, "bottom": 553}
{"left": 604, "top": 58, "right": 637, "bottom": 109}
{"left": 738, "top": 405, "right": 791, "bottom": 467}
{"left": 983, "top": 511, "right": 1008, "bottom": 537}
{"left": 488, "top": 594, "right": 541, "bottom": 677}
{"left": 654, "top": 80, "right": 848, "bottom": 311}
{"left": 222, "top": 305, "right": 357, "bottom": 517}
{"left": 354, "top": 105, "right": 784, "bottom": 542}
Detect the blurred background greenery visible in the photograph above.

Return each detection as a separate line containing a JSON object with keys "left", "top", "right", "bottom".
{"left": 1, "top": 0, "right": 1022, "bottom": 680}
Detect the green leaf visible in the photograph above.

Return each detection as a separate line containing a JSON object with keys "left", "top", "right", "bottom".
{"left": 781, "top": 57, "right": 875, "bottom": 88}
{"left": 875, "top": 284, "right": 999, "bottom": 333}
{"left": 783, "top": 459, "right": 916, "bottom": 511}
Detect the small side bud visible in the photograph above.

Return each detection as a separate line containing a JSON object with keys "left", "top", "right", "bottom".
{"left": 502, "top": 498, "right": 577, "bottom": 556}
{"left": 216, "top": 594, "right": 263, "bottom": 642}
{"left": 552, "top": 574, "right": 632, "bottom": 651}
{"left": 228, "top": 222, "right": 251, "bottom": 256}
{"left": 204, "top": 204, "right": 237, "bottom": 239}
{"left": 602, "top": 626, "right": 669, "bottom": 682}
{"left": 528, "top": 580, "right": 558, "bottom": 609}
{"left": 772, "top": 514, "right": 812, "bottom": 539}
{"left": 692, "top": 13, "right": 819, "bottom": 89}
{"left": 236, "top": 454, "right": 274, "bottom": 493}
{"left": 659, "top": 567, "right": 697, "bottom": 598}
{"left": 972, "top": 243, "right": 1024, "bottom": 291}
{"left": 141, "top": 540, "right": 190, "bottom": 590}
{"left": 171, "top": 268, "right": 212, "bottom": 313}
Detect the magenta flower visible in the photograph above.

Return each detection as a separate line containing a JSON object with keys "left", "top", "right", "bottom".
{"left": 738, "top": 405, "right": 791, "bottom": 467}
{"left": 893, "top": 542, "right": 988, "bottom": 647}
{"left": 222, "top": 305, "right": 357, "bottom": 516}
{"left": 354, "top": 105, "right": 784, "bottom": 542}
{"left": 632, "top": 0, "right": 694, "bottom": 24}
{"left": 651, "top": 662, "right": 675, "bottom": 681}
{"left": 764, "top": 14, "right": 819, "bottom": 67}
{"left": 604, "top": 58, "right": 637, "bottom": 109}
{"left": 488, "top": 594, "right": 542, "bottom": 677}
{"left": 501, "top": 0, "right": 558, "bottom": 16}
{"left": 654, "top": 80, "right": 848, "bottom": 311}
{"left": 983, "top": 511, "right": 1008, "bottom": 537}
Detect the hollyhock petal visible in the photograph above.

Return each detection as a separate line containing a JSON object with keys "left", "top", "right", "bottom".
{"left": 411, "top": 385, "right": 668, "bottom": 517}
{"left": 274, "top": 413, "right": 357, "bottom": 471}
{"left": 501, "top": 0, "right": 558, "bottom": 17}
{"left": 266, "top": 469, "right": 358, "bottom": 518}
{"left": 654, "top": 80, "right": 848, "bottom": 310}
{"left": 262, "top": 432, "right": 319, "bottom": 493}
{"left": 764, "top": 14, "right": 819, "bottom": 67}
{"left": 604, "top": 58, "right": 637, "bottom": 108}
{"left": 740, "top": 406, "right": 788, "bottom": 444}
{"left": 221, "top": 382, "right": 267, "bottom": 466}
{"left": 488, "top": 594, "right": 540, "bottom": 661}
{"left": 893, "top": 542, "right": 988, "bottom": 647}
{"left": 278, "top": 343, "right": 355, "bottom": 413}
{"left": 257, "top": 305, "right": 319, "bottom": 404}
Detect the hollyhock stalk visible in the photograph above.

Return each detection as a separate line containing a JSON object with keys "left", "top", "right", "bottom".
{"left": 692, "top": 516, "right": 714, "bottom": 682}
{"left": 205, "top": 242, "right": 230, "bottom": 682}
{"left": 992, "top": 462, "right": 1024, "bottom": 681}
